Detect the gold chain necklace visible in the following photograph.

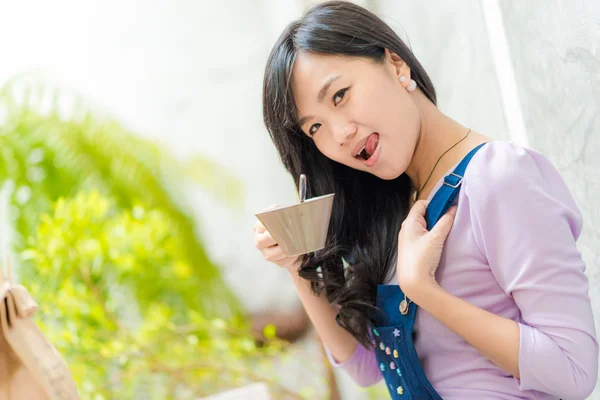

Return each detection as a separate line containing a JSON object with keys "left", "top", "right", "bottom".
{"left": 412, "top": 128, "right": 472, "bottom": 202}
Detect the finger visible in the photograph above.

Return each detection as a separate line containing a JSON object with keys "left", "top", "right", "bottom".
{"left": 255, "top": 231, "right": 277, "bottom": 249}
{"left": 11, "top": 285, "right": 38, "bottom": 319}
{"left": 262, "top": 246, "right": 288, "bottom": 263}
{"left": 253, "top": 220, "right": 266, "bottom": 234}
{"left": 401, "top": 200, "right": 429, "bottom": 231}
{"left": 408, "top": 200, "right": 429, "bottom": 219}
{"left": 429, "top": 206, "right": 457, "bottom": 239}
{"left": 11, "top": 285, "right": 29, "bottom": 318}
{"left": 254, "top": 204, "right": 279, "bottom": 233}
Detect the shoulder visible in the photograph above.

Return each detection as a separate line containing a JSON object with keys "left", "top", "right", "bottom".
{"left": 465, "top": 141, "right": 551, "bottom": 187}
{"left": 463, "top": 141, "right": 582, "bottom": 234}
{"left": 464, "top": 140, "right": 569, "bottom": 197}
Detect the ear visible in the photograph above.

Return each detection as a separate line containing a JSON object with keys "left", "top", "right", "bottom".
{"left": 384, "top": 48, "right": 411, "bottom": 82}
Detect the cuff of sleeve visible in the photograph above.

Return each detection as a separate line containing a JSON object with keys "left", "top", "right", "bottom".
{"left": 514, "top": 322, "right": 534, "bottom": 391}
{"left": 325, "top": 342, "right": 383, "bottom": 387}
{"left": 324, "top": 343, "right": 361, "bottom": 368}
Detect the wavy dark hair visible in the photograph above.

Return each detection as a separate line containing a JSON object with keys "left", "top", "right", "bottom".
{"left": 262, "top": 1, "right": 436, "bottom": 347}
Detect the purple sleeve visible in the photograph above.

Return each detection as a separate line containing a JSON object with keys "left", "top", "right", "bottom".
{"left": 324, "top": 343, "right": 382, "bottom": 387}
{"left": 466, "top": 143, "right": 599, "bottom": 399}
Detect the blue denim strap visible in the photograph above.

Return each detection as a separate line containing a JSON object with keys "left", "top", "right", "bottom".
{"left": 425, "top": 143, "right": 487, "bottom": 230}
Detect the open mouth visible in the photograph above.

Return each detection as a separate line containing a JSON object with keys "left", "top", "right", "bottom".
{"left": 355, "top": 133, "right": 379, "bottom": 161}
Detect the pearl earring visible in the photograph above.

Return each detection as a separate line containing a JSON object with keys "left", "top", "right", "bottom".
{"left": 407, "top": 79, "right": 417, "bottom": 92}
{"left": 399, "top": 76, "right": 406, "bottom": 83}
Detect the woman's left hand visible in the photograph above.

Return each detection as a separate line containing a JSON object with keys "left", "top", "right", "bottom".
{"left": 396, "top": 200, "right": 457, "bottom": 298}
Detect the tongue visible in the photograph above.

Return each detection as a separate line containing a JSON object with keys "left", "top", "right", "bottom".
{"left": 365, "top": 133, "right": 379, "bottom": 156}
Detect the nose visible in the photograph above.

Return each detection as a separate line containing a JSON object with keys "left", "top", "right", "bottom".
{"left": 331, "top": 119, "right": 357, "bottom": 146}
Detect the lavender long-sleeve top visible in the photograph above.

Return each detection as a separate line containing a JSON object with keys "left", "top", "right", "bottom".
{"left": 327, "top": 142, "right": 598, "bottom": 399}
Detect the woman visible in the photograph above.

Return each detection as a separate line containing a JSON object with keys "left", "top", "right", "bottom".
{"left": 253, "top": 2, "right": 598, "bottom": 399}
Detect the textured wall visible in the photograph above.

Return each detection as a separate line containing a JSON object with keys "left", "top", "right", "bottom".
{"left": 500, "top": 1, "right": 600, "bottom": 397}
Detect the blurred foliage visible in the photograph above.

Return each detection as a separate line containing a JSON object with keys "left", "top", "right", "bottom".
{"left": 22, "top": 192, "right": 316, "bottom": 398}
{"left": 0, "top": 75, "right": 242, "bottom": 313}
{"left": 0, "top": 76, "right": 322, "bottom": 399}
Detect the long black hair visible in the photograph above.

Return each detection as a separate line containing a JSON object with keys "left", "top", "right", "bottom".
{"left": 262, "top": 1, "right": 436, "bottom": 347}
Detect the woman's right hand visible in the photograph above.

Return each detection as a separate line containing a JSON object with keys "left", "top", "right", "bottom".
{"left": 253, "top": 205, "right": 301, "bottom": 271}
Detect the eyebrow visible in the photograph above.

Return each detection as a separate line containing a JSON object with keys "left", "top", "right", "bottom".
{"left": 298, "top": 75, "right": 340, "bottom": 128}
{"left": 318, "top": 75, "right": 340, "bottom": 102}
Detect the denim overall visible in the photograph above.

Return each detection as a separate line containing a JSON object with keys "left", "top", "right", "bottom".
{"left": 371, "top": 143, "right": 487, "bottom": 400}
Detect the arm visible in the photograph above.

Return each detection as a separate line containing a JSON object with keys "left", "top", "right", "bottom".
{"left": 408, "top": 144, "right": 598, "bottom": 399}
{"left": 467, "top": 146, "right": 598, "bottom": 398}
{"left": 289, "top": 269, "right": 382, "bottom": 387}
{"left": 409, "top": 285, "right": 521, "bottom": 377}
{"left": 254, "top": 216, "right": 381, "bottom": 387}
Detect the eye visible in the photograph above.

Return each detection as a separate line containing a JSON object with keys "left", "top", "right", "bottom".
{"left": 333, "top": 88, "right": 348, "bottom": 106}
{"left": 309, "top": 123, "right": 321, "bottom": 136}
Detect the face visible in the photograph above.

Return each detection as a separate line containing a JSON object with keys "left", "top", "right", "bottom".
{"left": 292, "top": 51, "right": 421, "bottom": 180}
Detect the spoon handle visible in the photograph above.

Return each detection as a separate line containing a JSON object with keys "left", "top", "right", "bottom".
{"left": 298, "top": 174, "right": 307, "bottom": 203}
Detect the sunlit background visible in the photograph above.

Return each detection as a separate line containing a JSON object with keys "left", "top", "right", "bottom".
{"left": 0, "top": 0, "right": 598, "bottom": 399}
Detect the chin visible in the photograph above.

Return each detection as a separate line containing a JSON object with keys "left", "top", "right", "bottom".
{"left": 374, "top": 169, "right": 403, "bottom": 180}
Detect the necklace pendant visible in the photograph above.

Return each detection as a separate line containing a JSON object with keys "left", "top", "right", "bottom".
{"left": 412, "top": 191, "right": 418, "bottom": 202}
{"left": 399, "top": 299, "right": 409, "bottom": 315}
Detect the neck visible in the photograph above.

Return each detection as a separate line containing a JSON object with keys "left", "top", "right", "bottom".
{"left": 405, "top": 91, "right": 472, "bottom": 197}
